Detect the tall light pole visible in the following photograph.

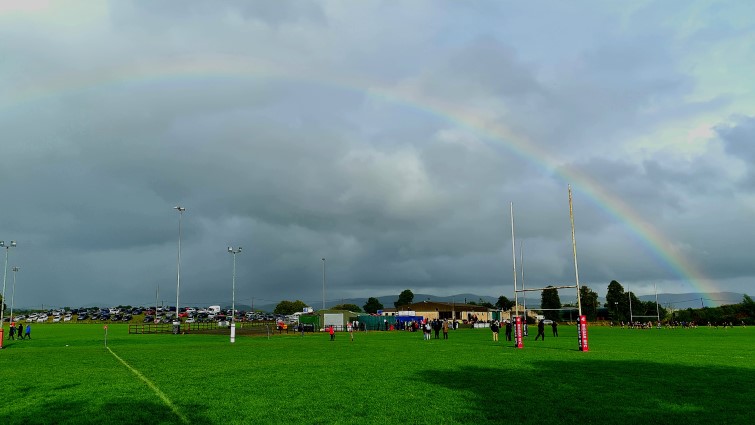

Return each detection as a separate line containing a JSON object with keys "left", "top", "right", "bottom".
{"left": 173, "top": 206, "right": 186, "bottom": 323}
{"left": 321, "top": 258, "right": 326, "bottom": 311}
{"left": 10, "top": 266, "right": 19, "bottom": 322}
{"left": 228, "top": 247, "right": 242, "bottom": 343}
{"left": 228, "top": 247, "right": 242, "bottom": 322}
{"left": 1, "top": 241, "right": 17, "bottom": 331}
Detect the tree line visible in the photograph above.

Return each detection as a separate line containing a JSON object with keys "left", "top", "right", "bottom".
{"left": 271, "top": 281, "right": 752, "bottom": 324}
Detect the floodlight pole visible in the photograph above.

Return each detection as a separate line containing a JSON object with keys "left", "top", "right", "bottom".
{"left": 322, "top": 258, "right": 326, "bottom": 311}
{"left": 10, "top": 266, "right": 19, "bottom": 323}
{"left": 173, "top": 206, "right": 185, "bottom": 324}
{"left": 228, "top": 246, "right": 242, "bottom": 343}
{"left": 0, "top": 241, "right": 17, "bottom": 330}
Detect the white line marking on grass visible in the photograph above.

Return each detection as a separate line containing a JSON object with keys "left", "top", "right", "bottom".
{"left": 107, "top": 347, "right": 189, "bottom": 424}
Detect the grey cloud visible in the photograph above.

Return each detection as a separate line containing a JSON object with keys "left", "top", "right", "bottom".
{"left": 718, "top": 115, "right": 755, "bottom": 185}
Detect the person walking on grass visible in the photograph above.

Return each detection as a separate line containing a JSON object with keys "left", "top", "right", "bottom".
{"left": 490, "top": 321, "right": 499, "bottom": 342}
{"left": 9, "top": 324, "right": 15, "bottom": 340}
{"left": 535, "top": 320, "right": 545, "bottom": 341}
{"left": 329, "top": 325, "right": 335, "bottom": 341}
{"left": 347, "top": 322, "right": 354, "bottom": 342}
{"left": 25, "top": 324, "right": 31, "bottom": 340}
{"left": 442, "top": 319, "right": 449, "bottom": 340}
{"left": 17, "top": 323, "right": 23, "bottom": 340}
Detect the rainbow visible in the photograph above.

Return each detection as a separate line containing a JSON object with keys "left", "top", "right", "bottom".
{"left": 3, "top": 56, "right": 714, "bottom": 294}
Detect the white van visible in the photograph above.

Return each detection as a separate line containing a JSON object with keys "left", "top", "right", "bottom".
{"left": 208, "top": 305, "right": 221, "bottom": 314}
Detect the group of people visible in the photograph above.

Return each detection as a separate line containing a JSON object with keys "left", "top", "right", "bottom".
{"left": 535, "top": 319, "right": 558, "bottom": 340}
{"left": 7, "top": 322, "right": 31, "bottom": 340}
{"left": 489, "top": 319, "right": 557, "bottom": 342}
{"left": 420, "top": 319, "right": 450, "bottom": 340}
{"left": 616, "top": 320, "right": 661, "bottom": 329}
{"left": 489, "top": 320, "right": 514, "bottom": 341}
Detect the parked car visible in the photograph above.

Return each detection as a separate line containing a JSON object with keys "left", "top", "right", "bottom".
{"left": 64, "top": 314, "right": 73, "bottom": 322}
{"left": 185, "top": 318, "right": 196, "bottom": 324}
{"left": 77, "top": 313, "right": 88, "bottom": 320}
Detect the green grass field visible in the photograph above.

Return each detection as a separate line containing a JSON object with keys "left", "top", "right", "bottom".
{"left": 0, "top": 324, "right": 752, "bottom": 425}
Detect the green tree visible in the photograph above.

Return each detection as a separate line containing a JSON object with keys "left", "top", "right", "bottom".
{"left": 540, "top": 286, "right": 561, "bottom": 321}
{"left": 363, "top": 297, "right": 384, "bottom": 314}
{"left": 478, "top": 298, "right": 495, "bottom": 309}
{"left": 605, "top": 280, "right": 627, "bottom": 321}
{"left": 331, "top": 303, "right": 362, "bottom": 312}
{"left": 579, "top": 285, "right": 599, "bottom": 321}
{"left": 394, "top": 289, "right": 414, "bottom": 308}
{"left": 496, "top": 296, "right": 515, "bottom": 311}
{"left": 742, "top": 294, "right": 755, "bottom": 318}
{"left": 274, "top": 300, "right": 308, "bottom": 315}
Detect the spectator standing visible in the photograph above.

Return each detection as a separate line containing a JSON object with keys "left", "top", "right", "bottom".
{"left": 329, "top": 325, "right": 335, "bottom": 341}
{"left": 442, "top": 320, "right": 449, "bottom": 339}
{"left": 551, "top": 321, "right": 558, "bottom": 337}
{"left": 535, "top": 320, "right": 545, "bottom": 341}
{"left": 347, "top": 322, "right": 354, "bottom": 342}
{"left": 505, "top": 320, "right": 512, "bottom": 341}
{"left": 490, "top": 321, "right": 500, "bottom": 342}
{"left": 433, "top": 320, "right": 441, "bottom": 339}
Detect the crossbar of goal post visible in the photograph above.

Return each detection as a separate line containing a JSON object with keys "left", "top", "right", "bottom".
{"left": 516, "top": 285, "right": 578, "bottom": 292}
{"left": 516, "top": 285, "right": 581, "bottom": 325}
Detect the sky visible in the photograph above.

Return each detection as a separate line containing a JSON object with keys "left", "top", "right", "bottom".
{"left": 1, "top": 0, "right": 753, "bottom": 310}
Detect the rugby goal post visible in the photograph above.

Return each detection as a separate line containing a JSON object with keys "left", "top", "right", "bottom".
{"left": 508, "top": 186, "right": 588, "bottom": 351}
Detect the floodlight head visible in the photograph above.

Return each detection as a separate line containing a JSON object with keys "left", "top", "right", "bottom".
{"left": 238, "top": 247, "right": 242, "bottom": 252}
{"left": 10, "top": 241, "right": 16, "bottom": 247}
{"left": 228, "top": 247, "right": 233, "bottom": 253}
{"left": 0, "top": 241, "right": 4, "bottom": 248}
{"left": 322, "top": 258, "right": 325, "bottom": 261}
{"left": 173, "top": 206, "right": 186, "bottom": 212}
